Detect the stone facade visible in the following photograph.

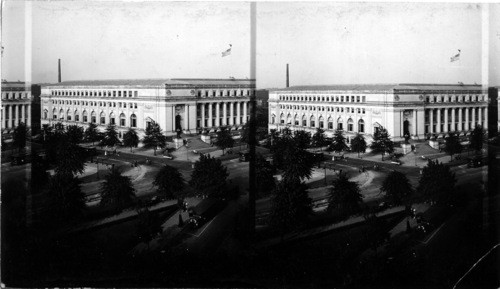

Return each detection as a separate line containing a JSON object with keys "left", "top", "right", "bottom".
{"left": 1, "top": 81, "right": 35, "bottom": 137}
{"left": 40, "top": 78, "right": 255, "bottom": 137}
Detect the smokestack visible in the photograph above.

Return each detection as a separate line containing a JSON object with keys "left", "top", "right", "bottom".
{"left": 286, "top": 64, "right": 289, "bottom": 88}
{"left": 58, "top": 59, "right": 61, "bottom": 83}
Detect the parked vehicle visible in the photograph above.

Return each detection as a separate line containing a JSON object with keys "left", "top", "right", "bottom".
{"left": 188, "top": 198, "right": 226, "bottom": 228}
{"left": 467, "top": 156, "right": 484, "bottom": 168}
{"left": 11, "top": 153, "right": 28, "bottom": 166}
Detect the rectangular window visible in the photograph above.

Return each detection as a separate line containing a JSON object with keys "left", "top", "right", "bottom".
{"left": 338, "top": 123, "right": 343, "bottom": 130}
{"left": 100, "top": 117, "right": 105, "bottom": 124}
{"left": 134, "top": 103, "right": 137, "bottom": 109}
{"left": 341, "top": 96, "right": 344, "bottom": 102}
{"left": 118, "top": 91, "right": 121, "bottom": 97}
{"left": 357, "top": 96, "right": 360, "bottom": 102}
{"left": 131, "top": 118, "right": 137, "bottom": 128}
{"left": 120, "top": 118, "right": 125, "bottom": 126}
{"left": 83, "top": 115, "right": 87, "bottom": 122}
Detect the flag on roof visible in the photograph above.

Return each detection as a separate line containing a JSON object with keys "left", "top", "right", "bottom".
{"left": 222, "top": 44, "right": 232, "bottom": 57}
{"left": 450, "top": 49, "right": 461, "bottom": 62}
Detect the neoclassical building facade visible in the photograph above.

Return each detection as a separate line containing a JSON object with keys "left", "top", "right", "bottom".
{"left": 40, "top": 78, "right": 255, "bottom": 137}
{"left": 1, "top": 81, "right": 34, "bottom": 136}
{"left": 268, "top": 84, "right": 489, "bottom": 143}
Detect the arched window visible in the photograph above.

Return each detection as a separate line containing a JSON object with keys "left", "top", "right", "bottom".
{"left": 130, "top": 114, "right": 137, "bottom": 128}
{"left": 91, "top": 111, "right": 96, "bottom": 123}
{"left": 286, "top": 113, "right": 292, "bottom": 125}
{"left": 302, "top": 115, "right": 307, "bottom": 126}
{"left": 83, "top": 110, "right": 88, "bottom": 123}
{"left": 327, "top": 117, "right": 333, "bottom": 129}
{"left": 280, "top": 113, "right": 285, "bottom": 124}
{"left": 66, "top": 109, "right": 72, "bottom": 121}
{"left": 74, "top": 110, "right": 79, "bottom": 122}
{"left": 120, "top": 113, "right": 126, "bottom": 126}
{"left": 319, "top": 116, "right": 325, "bottom": 128}
{"left": 358, "top": 119, "right": 365, "bottom": 133}
{"left": 100, "top": 112, "right": 106, "bottom": 125}
{"left": 43, "top": 109, "right": 48, "bottom": 120}
{"left": 109, "top": 112, "right": 116, "bottom": 125}
{"left": 310, "top": 115, "right": 316, "bottom": 127}
{"left": 294, "top": 114, "right": 299, "bottom": 126}
{"left": 347, "top": 118, "right": 354, "bottom": 132}
{"left": 59, "top": 109, "right": 64, "bottom": 120}
{"left": 337, "top": 117, "right": 343, "bottom": 130}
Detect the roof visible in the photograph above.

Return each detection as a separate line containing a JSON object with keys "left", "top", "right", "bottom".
{"left": 43, "top": 78, "right": 256, "bottom": 88}
{"left": 271, "top": 83, "right": 485, "bottom": 93}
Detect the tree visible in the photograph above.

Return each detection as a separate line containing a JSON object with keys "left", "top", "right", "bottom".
{"left": 153, "top": 164, "right": 185, "bottom": 200}
{"left": 417, "top": 160, "right": 456, "bottom": 204}
{"left": 189, "top": 153, "right": 228, "bottom": 198}
{"left": 294, "top": 130, "right": 312, "bottom": 150}
{"left": 215, "top": 126, "right": 235, "bottom": 155}
{"left": 370, "top": 127, "right": 394, "bottom": 161}
{"left": 444, "top": 132, "right": 463, "bottom": 161}
{"left": 123, "top": 128, "right": 139, "bottom": 152}
{"left": 99, "top": 124, "right": 121, "bottom": 148}
{"left": 54, "top": 141, "right": 86, "bottom": 178}
{"left": 269, "top": 179, "right": 312, "bottom": 238}
{"left": 31, "top": 149, "right": 49, "bottom": 194}
{"left": 12, "top": 122, "right": 27, "bottom": 152}
{"left": 380, "top": 170, "right": 413, "bottom": 206}
{"left": 100, "top": 167, "right": 136, "bottom": 212}
{"left": 142, "top": 121, "right": 167, "bottom": 156}
{"left": 282, "top": 146, "right": 315, "bottom": 183}
{"left": 66, "top": 125, "right": 84, "bottom": 144}
{"left": 328, "top": 129, "right": 348, "bottom": 154}
{"left": 46, "top": 173, "right": 86, "bottom": 222}
{"left": 311, "top": 128, "right": 327, "bottom": 150}
{"left": 255, "top": 153, "right": 276, "bottom": 198}
{"left": 84, "top": 123, "right": 99, "bottom": 145}
{"left": 351, "top": 133, "right": 367, "bottom": 158}
{"left": 469, "top": 125, "right": 485, "bottom": 153}
{"left": 328, "top": 172, "right": 363, "bottom": 220}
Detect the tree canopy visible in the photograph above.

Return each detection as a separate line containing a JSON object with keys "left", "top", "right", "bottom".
{"left": 255, "top": 153, "right": 276, "bottom": 198}
{"left": 469, "top": 125, "right": 485, "bottom": 153}
{"left": 215, "top": 126, "right": 235, "bottom": 155}
{"left": 123, "top": 128, "right": 139, "bottom": 152}
{"left": 153, "top": 164, "right": 185, "bottom": 200}
{"left": 84, "top": 123, "right": 100, "bottom": 145}
{"left": 351, "top": 133, "right": 367, "bottom": 158}
{"left": 328, "top": 129, "right": 348, "bottom": 154}
{"left": 100, "top": 167, "right": 136, "bottom": 212}
{"left": 369, "top": 127, "right": 394, "bottom": 160}
{"left": 46, "top": 173, "right": 86, "bottom": 222}
{"left": 328, "top": 172, "right": 363, "bottom": 220}
{"left": 189, "top": 153, "right": 229, "bottom": 198}
{"left": 444, "top": 132, "right": 463, "bottom": 161}
{"left": 294, "top": 130, "right": 312, "bottom": 150}
{"left": 142, "top": 121, "right": 167, "bottom": 155}
{"left": 54, "top": 141, "right": 86, "bottom": 178}
{"left": 269, "top": 179, "right": 312, "bottom": 236}
{"left": 12, "top": 122, "right": 27, "bottom": 152}
{"left": 99, "top": 124, "right": 122, "bottom": 148}
{"left": 417, "top": 160, "right": 456, "bottom": 204}
{"left": 380, "top": 170, "right": 413, "bottom": 206}
{"left": 311, "top": 128, "right": 328, "bottom": 149}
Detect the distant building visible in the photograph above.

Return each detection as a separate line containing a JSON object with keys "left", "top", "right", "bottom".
{"left": 40, "top": 78, "right": 255, "bottom": 137}
{"left": 1, "top": 81, "right": 38, "bottom": 138}
{"left": 268, "top": 84, "right": 490, "bottom": 143}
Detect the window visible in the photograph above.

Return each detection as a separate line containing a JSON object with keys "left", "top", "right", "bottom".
{"left": 347, "top": 118, "right": 354, "bottom": 132}
{"left": 358, "top": 119, "right": 365, "bottom": 133}
{"left": 310, "top": 116, "right": 316, "bottom": 127}
{"left": 83, "top": 111, "right": 88, "bottom": 122}
{"left": 100, "top": 112, "right": 106, "bottom": 124}
{"left": 110, "top": 112, "right": 115, "bottom": 125}
{"left": 337, "top": 117, "right": 343, "bottom": 130}
{"left": 134, "top": 103, "right": 137, "bottom": 109}
{"left": 91, "top": 111, "right": 96, "bottom": 123}
{"left": 130, "top": 114, "right": 137, "bottom": 128}
{"left": 319, "top": 116, "right": 324, "bottom": 128}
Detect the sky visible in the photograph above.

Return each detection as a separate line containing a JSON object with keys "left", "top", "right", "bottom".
{"left": 2, "top": 1, "right": 500, "bottom": 89}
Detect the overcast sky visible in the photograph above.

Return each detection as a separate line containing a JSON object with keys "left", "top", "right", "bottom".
{"left": 2, "top": 1, "right": 500, "bottom": 89}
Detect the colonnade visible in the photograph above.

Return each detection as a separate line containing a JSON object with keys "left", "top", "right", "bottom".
{"left": 1, "top": 104, "right": 31, "bottom": 130}
{"left": 426, "top": 106, "right": 488, "bottom": 135}
{"left": 198, "top": 101, "right": 249, "bottom": 129}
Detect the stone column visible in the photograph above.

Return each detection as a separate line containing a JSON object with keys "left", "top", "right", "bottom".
{"left": 429, "top": 109, "right": 434, "bottom": 134}
{"left": 464, "top": 107, "right": 469, "bottom": 131}
{"left": 458, "top": 108, "right": 463, "bottom": 131}
{"left": 201, "top": 103, "right": 206, "bottom": 128}
{"left": 444, "top": 108, "right": 448, "bottom": 133}
{"left": 215, "top": 102, "right": 220, "bottom": 127}
{"left": 20, "top": 104, "right": 25, "bottom": 125}
{"left": 14, "top": 104, "right": 19, "bottom": 127}
{"left": 243, "top": 101, "right": 248, "bottom": 124}
{"left": 2, "top": 106, "right": 6, "bottom": 129}
{"left": 451, "top": 108, "right": 456, "bottom": 131}
{"left": 484, "top": 107, "right": 488, "bottom": 129}
{"left": 222, "top": 102, "right": 227, "bottom": 126}
{"left": 229, "top": 102, "right": 234, "bottom": 126}
{"left": 412, "top": 109, "right": 417, "bottom": 136}
{"left": 208, "top": 103, "right": 213, "bottom": 127}
{"left": 236, "top": 102, "right": 241, "bottom": 125}
{"left": 471, "top": 107, "right": 476, "bottom": 128}
{"left": 478, "top": 107, "right": 483, "bottom": 127}
{"left": 436, "top": 109, "right": 441, "bottom": 133}
{"left": 184, "top": 104, "right": 190, "bottom": 130}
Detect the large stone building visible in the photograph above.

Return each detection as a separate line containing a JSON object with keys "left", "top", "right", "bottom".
{"left": 1, "top": 81, "right": 38, "bottom": 138}
{"left": 268, "top": 84, "right": 489, "bottom": 143}
{"left": 39, "top": 78, "right": 255, "bottom": 137}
